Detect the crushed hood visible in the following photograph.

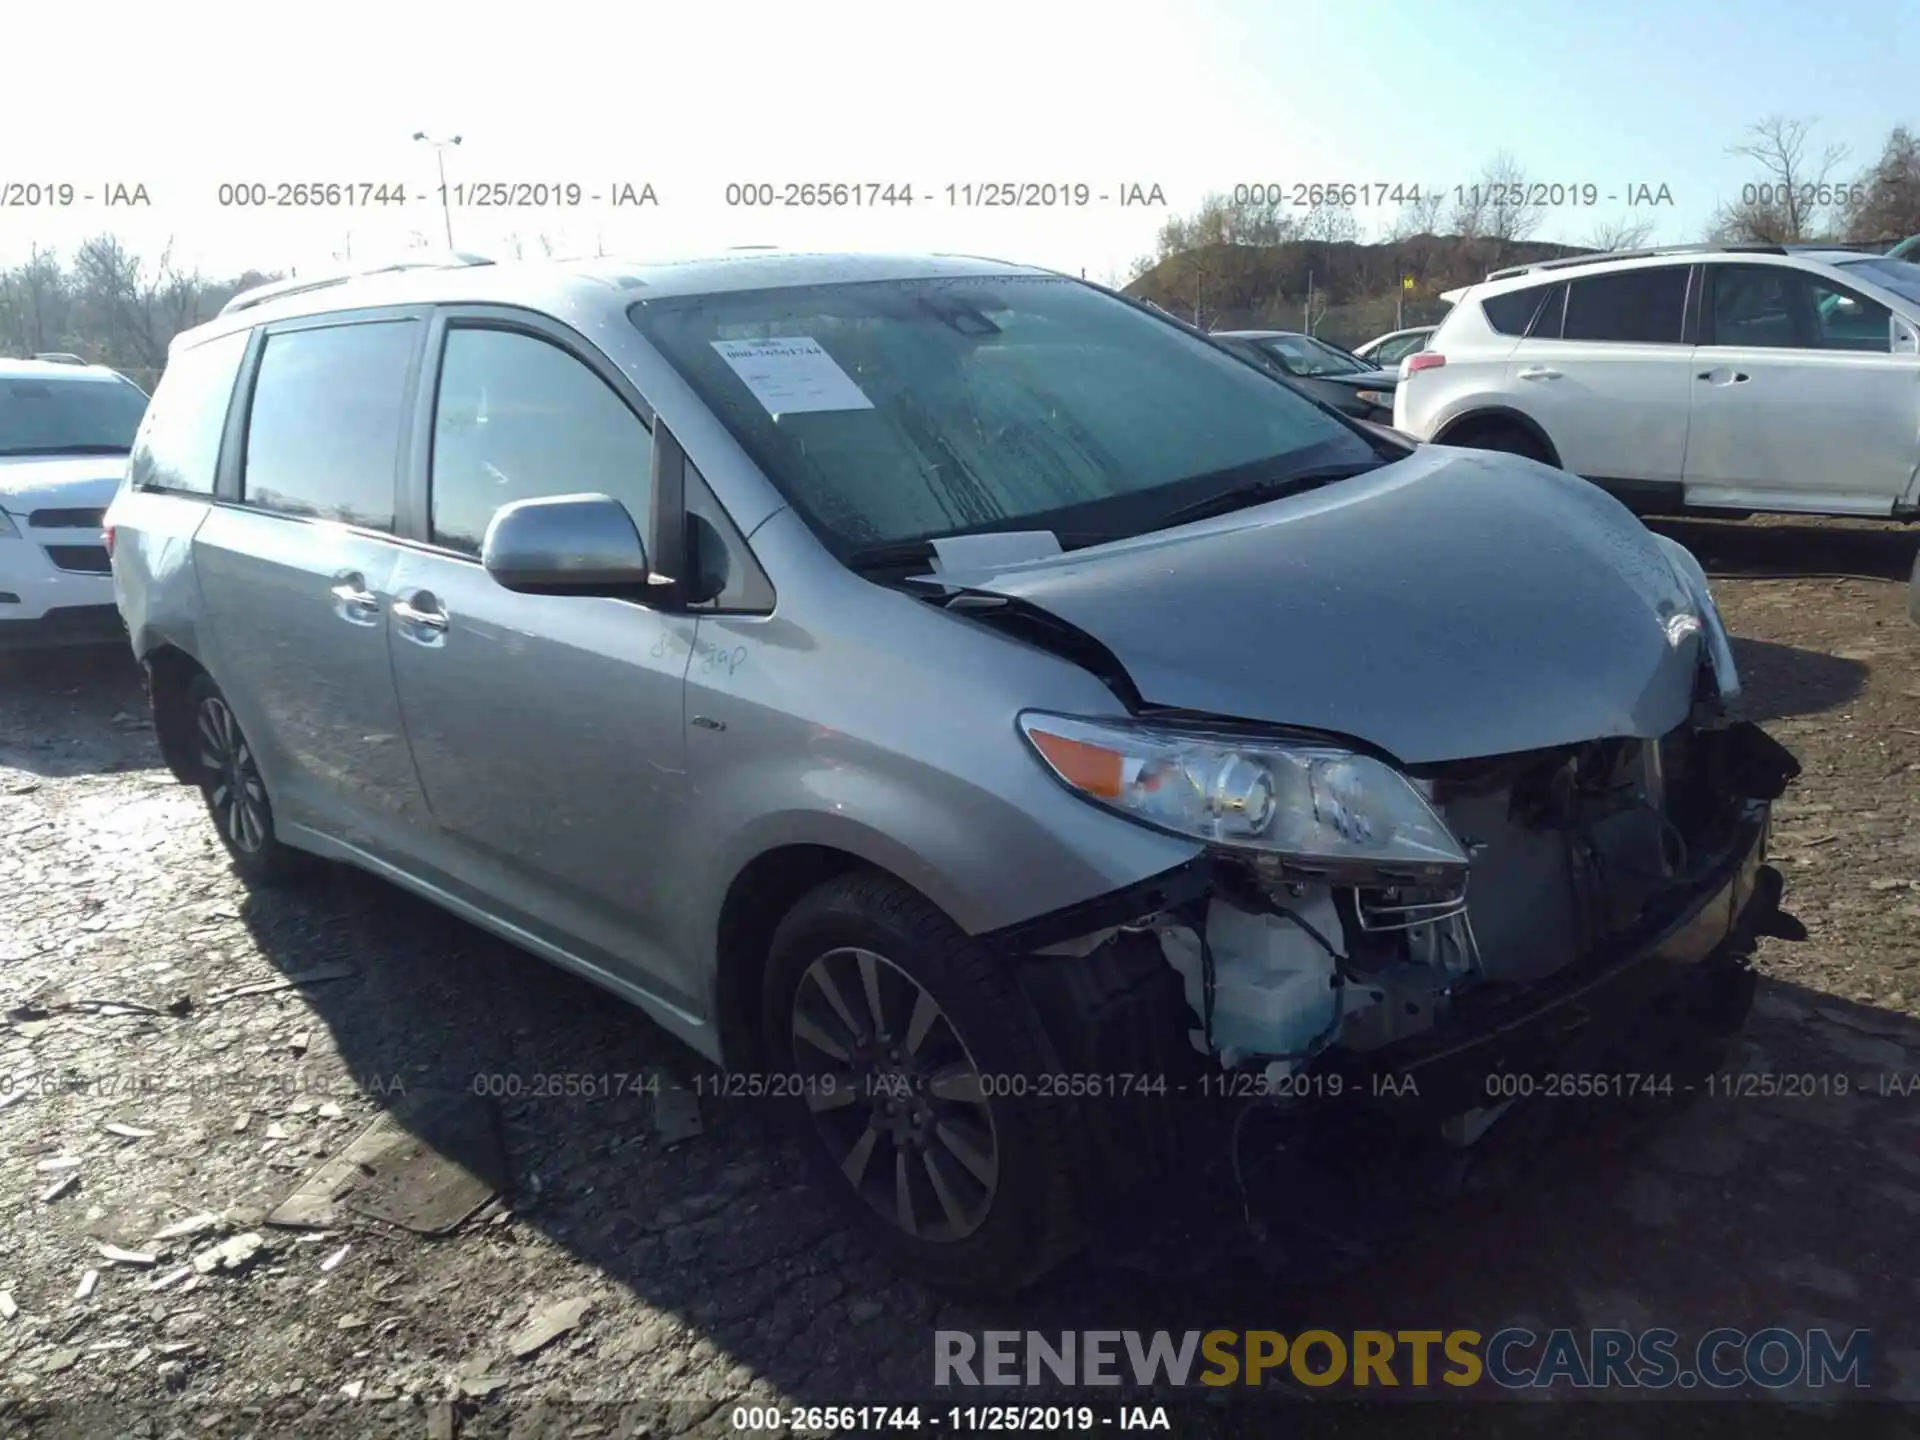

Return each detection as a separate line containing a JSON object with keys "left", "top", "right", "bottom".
{"left": 0, "top": 455, "right": 126, "bottom": 514}
{"left": 932, "top": 447, "right": 1711, "bottom": 765}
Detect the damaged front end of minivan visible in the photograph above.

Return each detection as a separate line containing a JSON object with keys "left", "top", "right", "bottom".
{"left": 945, "top": 496, "right": 1806, "bottom": 1273}
{"left": 993, "top": 707, "right": 1802, "bottom": 1273}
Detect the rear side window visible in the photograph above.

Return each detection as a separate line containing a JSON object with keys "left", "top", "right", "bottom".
{"left": 241, "top": 320, "right": 418, "bottom": 531}
{"left": 1563, "top": 266, "right": 1690, "bottom": 344}
{"left": 1480, "top": 283, "right": 1553, "bottom": 336}
{"left": 129, "top": 330, "right": 249, "bottom": 494}
{"left": 428, "top": 327, "right": 653, "bottom": 556}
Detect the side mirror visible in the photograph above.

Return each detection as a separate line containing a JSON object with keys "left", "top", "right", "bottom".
{"left": 1891, "top": 316, "right": 1920, "bottom": 356}
{"left": 481, "top": 493, "right": 652, "bottom": 597}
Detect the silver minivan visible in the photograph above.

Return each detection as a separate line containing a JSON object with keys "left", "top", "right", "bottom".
{"left": 107, "top": 252, "right": 1801, "bottom": 1293}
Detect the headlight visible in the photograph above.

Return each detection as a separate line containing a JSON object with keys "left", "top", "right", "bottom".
{"left": 1018, "top": 712, "right": 1469, "bottom": 872}
{"left": 1354, "top": 390, "right": 1391, "bottom": 407}
{"left": 0, "top": 511, "right": 18, "bottom": 539}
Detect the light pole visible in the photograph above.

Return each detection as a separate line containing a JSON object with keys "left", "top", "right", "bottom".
{"left": 412, "top": 132, "right": 462, "bottom": 249}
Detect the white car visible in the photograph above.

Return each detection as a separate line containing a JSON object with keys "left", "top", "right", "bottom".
{"left": 1, "top": 357, "right": 150, "bottom": 649}
{"left": 1352, "top": 325, "right": 1436, "bottom": 368}
{"left": 1393, "top": 244, "right": 1920, "bottom": 519}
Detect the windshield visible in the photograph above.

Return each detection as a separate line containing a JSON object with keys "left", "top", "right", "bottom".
{"left": 0, "top": 374, "right": 150, "bottom": 458}
{"left": 630, "top": 276, "right": 1371, "bottom": 552}
{"left": 1255, "top": 334, "right": 1368, "bottom": 377}
{"left": 1835, "top": 257, "right": 1920, "bottom": 308}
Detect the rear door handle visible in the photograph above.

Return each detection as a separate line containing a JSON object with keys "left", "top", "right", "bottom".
{"left": 1517, "top": 366, "right": 1561, "bottom": 380}
{"left": 1696, "top": 370, "right": 1751, "bottom": 384}
{"left": 329, "top": 570, "right": 380, "bottom": 625}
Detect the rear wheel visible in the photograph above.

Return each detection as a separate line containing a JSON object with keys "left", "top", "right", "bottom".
{"left": 761, "top": 871, "right": 1081, "bottom": 1294}
{"left": 186, "top": 672, "right": 306, "bottom": 886}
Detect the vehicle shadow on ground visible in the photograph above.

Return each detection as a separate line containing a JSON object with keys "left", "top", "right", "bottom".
{"left": 228, "top": 858, "right": 1920, "bottom": 1412}
{"left": 1647, "top": 516, "right": 1919, "bottom": 585}
{"left": 0, "top": 644, "right": 147, "bottom": 778}
{"left": 1726, "top": 636, "right": 1868, "bottom": 723}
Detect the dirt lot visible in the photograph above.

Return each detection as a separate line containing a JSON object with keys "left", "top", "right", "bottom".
{"left": 1, "top": 516, "right": 1918, "bottom": 1438}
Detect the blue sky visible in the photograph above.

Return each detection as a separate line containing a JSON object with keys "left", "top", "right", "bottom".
{"left": 5, "top": 0, "right": 1915, "bottom": 284}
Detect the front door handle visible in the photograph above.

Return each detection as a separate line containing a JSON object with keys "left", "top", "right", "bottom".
{"left": 392, "top": 594, "right": 449, "bottom": 632}
{"left": 1517, "top": 366, "right": 1562, "bottom": 380}
{"left": 1696, "top": 369, "right": 1751, "bottom": 384}
{"left": 329, "top": 570, "right": 380, "bottom": 625}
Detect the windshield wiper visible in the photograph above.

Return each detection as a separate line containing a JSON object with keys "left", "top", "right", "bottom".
{"left": 1152, "top": 461, "right": 1385, "bottom": 530}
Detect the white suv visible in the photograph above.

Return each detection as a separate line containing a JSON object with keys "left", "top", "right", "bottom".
{"left": 1, "top": 356, "right": 149, "bottom": 648}
{"left": 1394, "top": 245, "right": 1920, "bottom": 519}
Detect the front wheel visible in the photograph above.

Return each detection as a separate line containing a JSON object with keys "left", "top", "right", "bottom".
{"left": 761, "top": 871, "right": 1082, "bottom": 1295}
{"left": 186, "top": 672, "right": 307, "bottom": 886}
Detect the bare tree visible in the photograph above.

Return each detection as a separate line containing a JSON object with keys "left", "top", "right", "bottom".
{"left": 1387, "top": 188, "right": 1447, "bottom": 240}
{"left": 1585, "top": 216, "right": 1657, "bottom": 252}
{"left": 1840, "top": 125, "right": 1920, "bottom": 244}
{"left": 1448, "top": 152, "right": 1542, "bottom": 245}
{"left": 0, "top": 246, "right": 67, "bottom": 354}
{"left": 1710, "top": 116, "right": 1850, "bottom": 243}
{"left": 1295, "top": 203, "right": 1361, "bottom": 244}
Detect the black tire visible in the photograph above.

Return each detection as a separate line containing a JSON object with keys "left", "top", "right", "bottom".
{"left": 1908, "top": 545, "right": 1920, "bottom": 628}
{"left": 1448, "top": 423, "right": 1554, "bottom": 467}
{"left": 184, "top": 672, "right": 307, "bottom": 886}
{"left": 761, "top": 870, "right": 1081, "bottom": 1295}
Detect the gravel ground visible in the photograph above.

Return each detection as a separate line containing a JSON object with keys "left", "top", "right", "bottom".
{"left": 1, "top": 516, "right": 1918, "bottom": 1438}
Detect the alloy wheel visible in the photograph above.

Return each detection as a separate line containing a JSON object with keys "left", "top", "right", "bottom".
{"left": 196, "top": 695, "right": 269, "bottom": 854}
{"left": 789, "top": 946, "right": 999, "bottom": 1242}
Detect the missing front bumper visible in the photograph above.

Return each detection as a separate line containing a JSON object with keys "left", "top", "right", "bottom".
{"left": 1011, "top": 792, "right": 1794, "bottom": 1277}
{"left": 1351, "top": 800, "right": 1779, "bottom": 1123}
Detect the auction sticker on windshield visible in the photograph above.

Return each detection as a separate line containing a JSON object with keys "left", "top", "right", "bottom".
{"left": 710, "top": 336, "right": 875, "bottom": 415}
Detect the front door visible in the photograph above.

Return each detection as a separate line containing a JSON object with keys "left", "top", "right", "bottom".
{"left": 1683, "top": 263, "right": 1920, "bottom": 514}
{"left": 384, "top": 316, "right": 700, "bottom": 1009}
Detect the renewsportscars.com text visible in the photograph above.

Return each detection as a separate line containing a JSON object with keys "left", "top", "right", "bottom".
{"left": 934, "top": 1328, "right": 1873, "bottom": 1391}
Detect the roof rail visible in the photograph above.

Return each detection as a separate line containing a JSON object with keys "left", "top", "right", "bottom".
{"left": 218, "top": 253, "right": 495, "bottom": 317}
{"left": 31, "top": 352, "right": 88, "bottom": 365}
{"left": 1782, "top": 240, "right": 1893, "bottom": 254}
{"left": 1484, "top": 242, "right": 1788, "bottom": 283}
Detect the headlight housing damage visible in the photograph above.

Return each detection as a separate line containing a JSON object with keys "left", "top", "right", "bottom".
{"left": 1018, "top": 712, "right": 1469, "bottom": 876}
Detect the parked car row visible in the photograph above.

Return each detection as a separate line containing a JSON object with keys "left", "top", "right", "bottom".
{"left": 93, "top": 249, "right": 1806, "bottom": 1294}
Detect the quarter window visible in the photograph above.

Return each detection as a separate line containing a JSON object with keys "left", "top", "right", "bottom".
{"left": 429, "top": 327, "right": 653, "bottom": 557}
{"left": 1562, "top": 266, "right": 1690, "bottom": 344}
{"left": 130, "top": 330, "right": 249, "bottom": 493}
{"left": 1480, "top": 283, "right": 1552, "bottom": 337}
{"left": 241, "top": 320, "right": 418, "bottom": 530}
